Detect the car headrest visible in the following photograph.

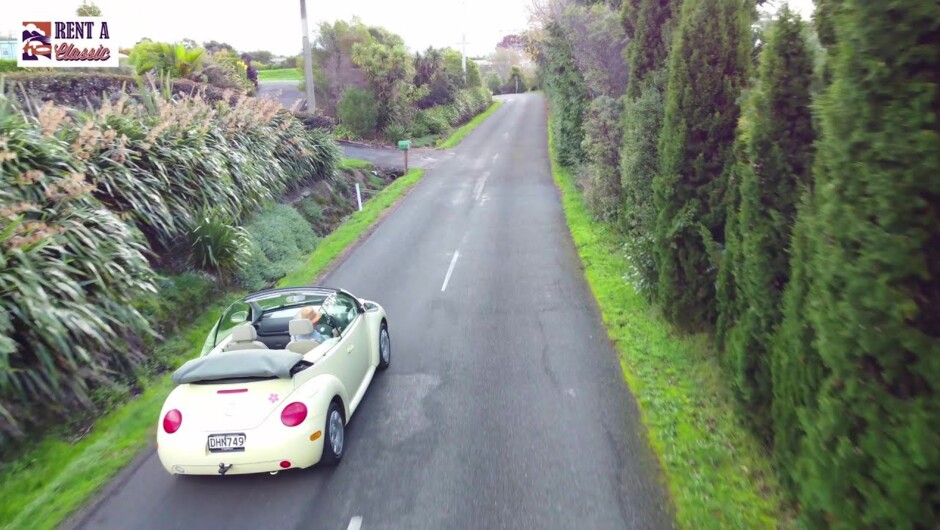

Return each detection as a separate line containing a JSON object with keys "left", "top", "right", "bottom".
{"left": 231, "top": 324, "right": 258, "bottom": 342}
{"left": 289, "top": 318, "right": 314, "bottom": 336}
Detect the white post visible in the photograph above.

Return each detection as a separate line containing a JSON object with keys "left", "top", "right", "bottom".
{"left": 299, "top": 0, "right": 316, "bottom": 113}
{"left": 355, "top": 183, "right": 362, "bottom": 211}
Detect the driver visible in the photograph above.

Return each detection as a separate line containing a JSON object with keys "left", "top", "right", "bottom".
{"left": 291, "top": 306, "right": 331, "bottom": 343}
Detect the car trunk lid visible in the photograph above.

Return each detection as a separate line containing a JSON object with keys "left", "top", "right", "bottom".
{"left": 176, "top": 378, "right": 297, "bottom": 432}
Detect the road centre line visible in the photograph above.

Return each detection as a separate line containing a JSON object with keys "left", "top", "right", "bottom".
{"left": 441, "top": 250, "right": 460, "bottom": 292}
{"left": 347, "top": 516, "right": 362, "bottom": 530}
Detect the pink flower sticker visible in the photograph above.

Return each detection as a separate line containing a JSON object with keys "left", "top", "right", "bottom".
{"left": 268, "top": 393, "right": 279, "bottom": 403}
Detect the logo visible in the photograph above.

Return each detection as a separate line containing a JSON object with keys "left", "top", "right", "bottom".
{"left": 21, "top": 22, "right": 52, "bottom": 61}
{"left": 17, "top": 17, "right": 118, "bottom": 68}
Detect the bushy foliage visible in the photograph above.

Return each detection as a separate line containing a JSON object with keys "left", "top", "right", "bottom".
{"left": 0, "top": 93, "right": 156, "bottom": 444}
{"left": 236, "top": 204, "right": 319, "bottom": 291}
{"left": 653, "top": 0, "right": 752, "bottom": 331}
{"left": 624, "top": 0, "right": 680, "bottom": 99}
{"left": 620, "top": 68, "right": 667, "bottom": 297}
{"left": 719, "top": 7, "right": 815, "bottom": 439}
{"left": 187, "top": 210, "right": 251, "bottom": 281}
{"left": 0, "top": 79, "right": 340, "bottom": 447}
{"left": 556, "top": 1, "right": 629, "bottom": 97}
{"left": 581, "top": 96, "right": 623, "bottom": 222}
{"left": 540, "top": 22, "right": 588, "bottom": 167}
{"left": 337, "top": 87, "right": 378, "bottom": 138}
{"left": 352, "top": 38, "right": 416, "bottom": 129}
{"left": 0, "top": 61, "right": 21, "bottom": 74}
{"left": 416, "top": 106, "right": 451, "bottom": 135}
{"left": 128, "top": 42, "right": 204, "bottom": 78}
{"left": 787, "top": 1, "right": 940, "bottom": 526}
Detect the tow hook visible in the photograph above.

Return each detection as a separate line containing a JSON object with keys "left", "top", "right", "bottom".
{"left": 218, "top": 463, "right": 233, "bottom": 476}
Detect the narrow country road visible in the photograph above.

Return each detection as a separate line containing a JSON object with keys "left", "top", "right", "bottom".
{"left": 69, "top": 93, "right": 675, "bottom": 530}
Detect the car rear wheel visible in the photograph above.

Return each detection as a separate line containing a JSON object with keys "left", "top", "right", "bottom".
{"left": 320, "top": 401, "right": 345, "bottom": 466}
{"left": 378, "top": 322, "right": 391, "bottom": 370}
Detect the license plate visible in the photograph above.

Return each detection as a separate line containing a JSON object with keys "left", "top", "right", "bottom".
{"left": 207, "top": 433, "right": 246, "bottom": 452}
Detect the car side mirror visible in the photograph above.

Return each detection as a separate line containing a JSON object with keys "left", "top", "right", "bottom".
{"left": 229, "top": 310, "right": 248, "bottom": 323}
{"left": 362, "top": 302, "right": 379, "bottom": 312}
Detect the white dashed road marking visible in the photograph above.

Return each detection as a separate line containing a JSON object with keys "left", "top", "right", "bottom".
{"left": 347, "top": 516, "right": 362, "bottom": 530}
{"left": 441, "top": 251, "right": 460, "bottom": 292}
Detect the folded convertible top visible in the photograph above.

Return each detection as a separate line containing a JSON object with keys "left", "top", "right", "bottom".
{"left": 172, "top": 349, "right": 303, "bottom": 384}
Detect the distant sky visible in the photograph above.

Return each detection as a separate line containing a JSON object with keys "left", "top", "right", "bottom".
{"left": 1, "top": 0, "right": 816, "bottom": 58}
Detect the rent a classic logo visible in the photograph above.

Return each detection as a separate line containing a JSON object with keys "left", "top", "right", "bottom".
{"left": 19, "top": 17, "right": 118, "bottom": 68}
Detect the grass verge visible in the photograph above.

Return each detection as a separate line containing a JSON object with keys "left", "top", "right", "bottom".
{"left": 338, "top": 157, "right": 373, "bottom": 170}
{"left": 278, "top": 168, "right": 424, "bottom": 287}
{"left": 437, "top": 101, "right": 503, "bottom": 149}
{"left": 0, "top": 168, "right": 427, "bottom": 530}
{"left": 547, "top": 124, "right": 790, "bottom": 529}
{"left": 257, "top": 68, "right": 303, "bottom": 81}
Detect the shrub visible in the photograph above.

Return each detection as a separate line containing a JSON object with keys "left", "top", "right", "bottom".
{"left": 0, "top": 60, "right": 21, "bottom": 74}
{"left": 581, "top": 96, "right": 622, "bottom": 222}
{"left": 719, "top": 8, "right": 815, "bottom": 440}
{"left": 653, "top": 0, "right": 752, "bottom": 331}
{"left": 337, "top": 87, "right": 379, "bottom": 138}
{"left": 620, "top": 68, "right": 667, "bottom": 298}
{"left": 296, "top": 197, "right": 324, "bottom": 225}
{"left": 541, "top": 22, "right": 587, "bottom": 167}
{"left": 134, "top": 271, "right": 219, "bottom": 338}
{"left": 0, "top": 91, "right": 157, "bottom": 444}
{"left": 236, "top": 204, "right": 319, "bottom": 291}
{"left": 418, "top": 107, "right": 451, "bottom": 135}
{"left": 383, "top": 121, "right": 410, "bottom": 144}
{"left": 790, "top": 1, "right": 940, "bottom": 526}
{"left": 187, "top": 210, "right": 251, "bottom": 281}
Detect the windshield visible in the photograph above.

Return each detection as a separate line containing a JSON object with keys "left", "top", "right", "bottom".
{"left": 211, "top": 291, "right": 332, "bottom": 348}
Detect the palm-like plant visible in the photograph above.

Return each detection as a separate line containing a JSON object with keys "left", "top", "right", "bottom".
{"left": 129, "top": 42, "right": 204, "bottom": 78}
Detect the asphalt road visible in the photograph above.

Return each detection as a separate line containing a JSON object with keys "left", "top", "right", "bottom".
{"left": 71, "top": 93, "right": 675, "bottom": 530}
{"left": 257, "top": 80, "right": 305, "bottom": 109}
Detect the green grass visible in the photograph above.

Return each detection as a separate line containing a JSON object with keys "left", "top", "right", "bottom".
{"left": 257, "top": 68, "right": 303, "bottom": 81}
{"left": 338, "top": 157, "right": 373, "bottom": 170}
{"left": 278, "top": 168, "right": 424, "bottom": 287}
{"left": 437, "top": 101, "right": 503, "bottom": 149}
{"left": 547, "top": 124, "right": 791, "bottom": 529}
{"left": 0, "top": 167, "right": 426, "bottom": 530}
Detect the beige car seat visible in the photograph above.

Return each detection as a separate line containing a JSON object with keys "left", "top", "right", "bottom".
{"left": 223, "top": 324, "right": 268, "bottom": 351}
{"left": 287, "top": 319, "right": 322, "bottom": 354}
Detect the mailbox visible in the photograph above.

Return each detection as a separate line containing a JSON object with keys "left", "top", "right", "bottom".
{"left": 397, "top": 140, "right": 411, "bottom": 150}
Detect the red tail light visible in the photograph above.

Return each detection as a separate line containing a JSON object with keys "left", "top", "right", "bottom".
{"left": 280, "top": 402, "right": 307, "bottom": 427}
{"left": 163, "top": 409, "right": 182, "bottom": 434}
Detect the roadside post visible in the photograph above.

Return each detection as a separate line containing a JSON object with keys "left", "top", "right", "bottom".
{"left": 355, "top": 183, "right": 362, "bottom": 211}
{"left": 398, "top": 140, "right": 411, "bottom": 172}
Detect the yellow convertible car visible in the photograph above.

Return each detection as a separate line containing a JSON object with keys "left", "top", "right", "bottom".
{"left": 156, "top": 286, "right": 390, "bottom": 476}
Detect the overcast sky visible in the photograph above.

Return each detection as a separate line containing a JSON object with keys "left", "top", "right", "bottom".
{"left": 2, "top": 0, "right": 816, "bottom": 58}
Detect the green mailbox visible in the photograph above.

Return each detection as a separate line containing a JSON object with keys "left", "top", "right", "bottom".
{"left": 397, "top": 140, "right": 411, "bottom": 150}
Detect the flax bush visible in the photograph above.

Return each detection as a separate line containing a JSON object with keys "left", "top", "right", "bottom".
{"left": 0, "top": 79, "right": 340, "bottom": 450}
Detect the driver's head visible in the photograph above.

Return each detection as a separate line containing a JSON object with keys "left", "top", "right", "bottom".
{"left": 298, "top": 306, "right": 322, "bottom": 324}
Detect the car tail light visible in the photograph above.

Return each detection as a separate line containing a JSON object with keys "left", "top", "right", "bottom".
{"left": 281, "top": 402, "right": 307, "bottom": 427}
{"left": 163, "top": 409, "right": 182, "bottom": 434}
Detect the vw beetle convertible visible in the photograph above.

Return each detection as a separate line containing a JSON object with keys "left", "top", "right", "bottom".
{"left": 157, "top": 286, "right": 390, "bottom": 476}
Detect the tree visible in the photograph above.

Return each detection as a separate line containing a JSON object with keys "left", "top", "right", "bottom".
{"left": 242, "top": 50, "right": 273, "bottom": 64}
{"left": 180, "top": 38, "right": 199, "bottom": 50}
{"left": 619, "top": 0, "right": 681, "bottom": 299}
{"left": 76, "top": 0, "right": 102, "bottom": 16}
{"left": 538, "top": 21, "right": 588, "bottom": 167}
{"left": 496, "top": 34, "right": 526, "bottom": 50}
{"left": 653, "top": 0, "right": 753, "bottom": 331}
{"left": 718, "top": 7, "right": 815, "bottom": 439}
{"left": 351, "top": 39, "right": 416, "bottom": 129}
{"left": 581, "top": 96, "right": 623, "bottom": 221}
{"left": 792, "top": 0, "right": 940, "bottom": 526}
{"left": 313, "top": 19, "right": 372, "bottom": 116}
{"left": 202, "top": 41, "right": 236, "bottom": 54}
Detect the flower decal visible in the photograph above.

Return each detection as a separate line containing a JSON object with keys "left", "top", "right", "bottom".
{"left": 268, "top": 393, "right": 279, "bottom": 403}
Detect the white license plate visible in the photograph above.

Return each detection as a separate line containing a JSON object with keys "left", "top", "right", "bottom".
{"left": 207, "top": 433, "right": 246, "bottom": 452}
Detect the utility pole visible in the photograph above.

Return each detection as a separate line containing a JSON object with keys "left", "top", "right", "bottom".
{"left": 460, "top": 0, "right": 467, "bottom": 83}
{"left": 299, "top": 0, "right": 316, "bottom": 113}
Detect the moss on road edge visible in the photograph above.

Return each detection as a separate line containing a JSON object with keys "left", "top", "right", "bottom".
{"left": 0, "top": 168, "right": 426, "bottom": 530}
{"left": 547, "top": 122, "right": 791, "bottom": 529}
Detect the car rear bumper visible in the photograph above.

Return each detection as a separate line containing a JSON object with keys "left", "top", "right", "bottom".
{"left": 157, "top": 413, "right": 327, "bottom": 476}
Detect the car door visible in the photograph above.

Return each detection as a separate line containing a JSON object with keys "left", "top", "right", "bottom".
{"left": 324, "top": 293, "right": 370, "bottom": 397}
